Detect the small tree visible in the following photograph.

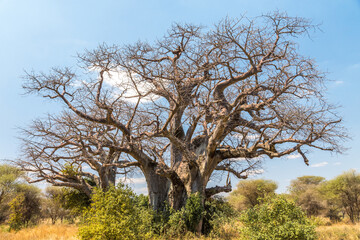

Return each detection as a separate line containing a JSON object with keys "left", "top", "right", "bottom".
{"left": 289, "top": 176, "right": 325, "bottom": 195}
{"left": 321, "top": 170, "right": 360, "bottom": 223}
{"left": 229, "top": 179, "right": 277, "bottom": 211}
{"left": 8, "top": 184, "right": 41, "bottom": 230}
{"left": 288, "top": 176, "right": 326, "bottom": 217}
{"left": 42, "top": 187, "right": 70, "bottom": 224}
{"left": 0, "top": 164, "right": 23, "bottom": 223}
{"left": 240, "top": 196, "right": 316, "bottom": 240}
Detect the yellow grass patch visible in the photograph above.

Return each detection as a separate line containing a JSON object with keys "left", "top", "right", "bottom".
{"left": 316, "top": 223, "right": 360, "bottom": 240}
{"left": 0, "top": 223, "right": 78, "bottom": 240}
{"left": 2, "top": 222, "right": 360, "bottom": 240}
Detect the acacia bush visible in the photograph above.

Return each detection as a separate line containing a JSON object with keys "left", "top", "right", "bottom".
{"left": 288, "top": 176, "right": 326, "bottom": 217}
{"left": 240, "top": 196, "right": 316, "bottom": 240}
{"left": 78, "top": 184, "right": 153, "bottom": 240}
{"left": 229, "top": 179, "right": 278, "bottom": 211}
{"left": 320, "top": 170, "right": 360, "bottom": 223}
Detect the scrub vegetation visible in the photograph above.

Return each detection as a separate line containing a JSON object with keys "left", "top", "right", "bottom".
{"left": 1, "top": 163, "right": 360, "bottom": 239}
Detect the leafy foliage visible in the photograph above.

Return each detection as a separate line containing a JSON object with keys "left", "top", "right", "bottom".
{"left": 166, "top": 193, "right": 205, "bottom": 236}
{"left": 229, "top": 179, "right": 278, "bottom": 211}
{"left": 0, "top": 164, "right": 23, "bottom": 223}
{"left": 320, "top": 170, "right": 360, "bottom": 223}
{"left": 8, "top": 185, "right": 41, "bottom": 231}
{"left": 78, "top": 184, "right": 153, "bottom": 240}
{"left": 42, "top": 187, "right": 71, "bottom": 224}
{"left": 59, "top": 187, "right": 91, "bottom": 217}
{"left": 289, "top": 176, "right": 326, "bottom": 217}
{"left": 203, "top": 196, "right": 237, "bottom": 236}
{"left": 240, "top": 196, "right": 316, "bottom": 240}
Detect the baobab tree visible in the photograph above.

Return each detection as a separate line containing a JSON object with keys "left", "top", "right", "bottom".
{"left": 19, "top": 12, "right": 345, "bottom": 214}
{"left": 18, "top": 111, "right": 139, "bottom": 198}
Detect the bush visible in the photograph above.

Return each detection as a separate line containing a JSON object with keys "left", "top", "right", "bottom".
{"left": 59, "top": 187, "right": 91, "bottom": 222}
{"left": 203, "top": 196, "right": 237, "bottom": 236}
{"left": 78, "top": 184, "right": 153, "bottom": 240}
{"left": 166, "top": 193, "right": 205, "bottom": 236}
{"left": 240, "top": 196, "right": 316, "bottom": 240}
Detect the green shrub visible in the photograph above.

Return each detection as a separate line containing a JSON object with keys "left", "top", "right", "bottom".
{"left": 203, "top": 196, "right": 237, "bottom": 236}
{"left": 8, "top": 193, "right": 25, "bottom": 231}
{"left": 60, "top": 187, "right": 91, "bottom": 219}
{"left": 166, "top": 193, "right": 205, "bottom": 236}
{"left": 240, "top": 196, "right": 316, "bottom": 240}
{"left": 78, "top": 184, "right": 153, "bottom": 240}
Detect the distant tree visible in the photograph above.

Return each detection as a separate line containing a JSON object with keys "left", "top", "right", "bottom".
{"left": 8, "top": 184, "right": 41, "bottom": 230}
{"left": 289, "top": 176, "right": 325, "bottom": 195}
{"left": 288, "top": 176, "right": 326, "bottom": 217}
{"left": 229, "top": 179, "right": 277, "bottom": 211}
{"left": 321, "top": 170, "right": 360, "bottom": 223}
{"left": 42, "top": 187, "right": 70, "bottom": 224}
{"left": 0, "top": 164, "right": 23, "bottom": 223}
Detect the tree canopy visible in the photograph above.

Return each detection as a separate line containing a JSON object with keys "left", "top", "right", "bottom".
{"left": 17, "top": 12, "right": 346, "bottom": 213}
{"left": 229, "top": 179, "right": 277, "bottom": 211}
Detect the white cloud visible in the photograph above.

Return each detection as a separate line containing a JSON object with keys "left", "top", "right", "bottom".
{"left": 88, "top": 67, "right": 160, "bottom": 104}
{"left": 133, "top": 187, "right": 148, "bottom": 195}
{"left": 334, "top": 80, "right": 344, "bottom": 85}
{"left": 117, "top": 177, "right": 147, "bottom": 185}
{"left": 247, "top": 169, "right": 264, "bottom": 176}
{"left": 231, "top": 155, "right": 264, "bottom": 162}
{"left": 103, "top": 69, "right": 159, "bottom": 103}
{"left": 286, "top": 153, "right": 301, "bottom": 159}
{"left": 310, "top": 161, "right": 328, "bottom": 168}
{"left": 333, "top": 162, "right": 341, "bottom": 166}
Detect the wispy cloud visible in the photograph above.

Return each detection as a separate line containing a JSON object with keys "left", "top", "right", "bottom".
{"left": 310, "top": 161, "right": 328, "bottom": 168}
{"left": 333, "top": 162, "right": 341, "bottom": 166}
{"left": 334, "top": 80, "right": 344, "bottom": 85}
{"left": 286, "top": 153, "right": 301, "bottom": 159}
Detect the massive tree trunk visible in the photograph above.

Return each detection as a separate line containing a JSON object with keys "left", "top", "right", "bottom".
{"left": 175, "top": 159, "right": 210, "bottom": 234}
{"left": 143, "top": 165, "right": 170, "bottom": 211}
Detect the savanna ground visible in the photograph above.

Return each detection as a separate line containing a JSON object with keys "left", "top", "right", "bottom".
{"left": 1, "top": 221, "right": 360, "bottom": 240}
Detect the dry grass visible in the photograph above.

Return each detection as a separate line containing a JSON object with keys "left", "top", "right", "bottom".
{"left": 0, "top": 223, "right": 79, "bottom": 240}
{"left": 316, "top": 223, "right": 360, "bottom": 240}
{"left": 2, "top": 221, "right": 360, "bottom": 240}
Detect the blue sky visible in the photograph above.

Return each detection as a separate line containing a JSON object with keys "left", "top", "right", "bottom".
{"left": 0, "top": 0, "right": 360, "bottom": 194}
